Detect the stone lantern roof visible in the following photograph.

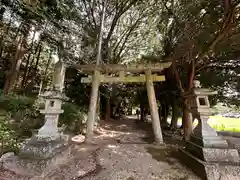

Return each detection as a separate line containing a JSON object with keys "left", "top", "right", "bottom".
{"left": 182, "top": 80, "right": 217, "bottom": 97}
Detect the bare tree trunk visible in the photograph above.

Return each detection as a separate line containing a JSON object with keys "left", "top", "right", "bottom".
{"left": 23, "top": 40, "right": 41, "bottom": 88}
{"left": 21, "top": 30, "right": 36, "bottom": 88}
{"left": 182, "top": 60, "right": 195, "bottom": 140}
{"left": 0, "top": 12, "right": 13, "bottom": 59}
{"left": 105, "top": 97, "right": 111, "bottom": 121}
{"left": 140, "top": 100, "right": 145, "bottom": 122}
{"left": 173, "top": 59, "right": 195, "bottom": 140}
{"left": 3, "top": 36, "right": 25, "bottom": 94}
{"left": 182, "top": 99, "right": 193, "bottom": 140}
{"left": 162, "top": 103, "right": 169, "bottom": 127}
{"left": 39, "top": 50, "right": 52, "bottom": 94}
{"left": 34, "top": 45, "right": 41, "bottom": 71}
{"left": 26, "top": 44, "right": 42, "bottom": 93}
{"left": 158, "top": 106, "right": 162, "bottom": 122}
{"left": 170, "top": 101, "right": 179, "bottom": 129}
{"left": 2, "top": 22, "right": 22, "bottom": 73}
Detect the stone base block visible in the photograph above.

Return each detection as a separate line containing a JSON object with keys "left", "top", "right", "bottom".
{"left": 178, "top": 148, "right": 220, "bottom": 180}
{"left": 178, "top": 148, "right": 240, "bottom": 180}
{"left": 190, "top": 135, "right": 229, "bottom": 148}
{"left": 19, "top": 138, "right": 67, "bottom": 159}
{"left": 186, "top": 141, "right": 240, "bottom": 163}
{"left": 2, "top": 141, "right": 71, "bottom": 176}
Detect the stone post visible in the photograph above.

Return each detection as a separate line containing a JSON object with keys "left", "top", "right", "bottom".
{"left": 52, "top": 60, "right": 66, "bottom": 92}
{"left": 145, "top": 69, "right": 164, "bottom": 144}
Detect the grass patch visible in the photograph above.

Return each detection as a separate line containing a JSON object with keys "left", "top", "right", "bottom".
{"left": 167, "top": 116, "right": 240, "bottom": 132}
{"left": 208, "top": 116, "right": 240, "bottom": 132}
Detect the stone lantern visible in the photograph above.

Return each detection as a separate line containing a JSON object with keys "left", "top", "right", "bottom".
{"left": 1, "top": 59, "right": 70, "bottom": 176}
{"left": 188, "top": 80, "right": 229, "bottom": 148}
{"left": 19, "top": 61, "right": 68, "bottom": 159}
{"left": 179, "top": 80, "right": 240, "bottom": 180}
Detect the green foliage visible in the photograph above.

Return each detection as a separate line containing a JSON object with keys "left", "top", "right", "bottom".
{"left": 0, "top": 93, "right": 88, "bottom": 155}
{"left": 65, "top": 72, "right": 91, "bottom": 108}
{"left": 59, "top": 102, "right": 87, "bottom": 134}
{"left": 0, "top": 94, "right": 44, "bottom": 138}
{"left": 0, "top": 94, "right": 35, "bottom": 114}
{"left": 0, "top": 115, "right": 20, "bottom": 156}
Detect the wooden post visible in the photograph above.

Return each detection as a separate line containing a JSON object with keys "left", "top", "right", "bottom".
{"left": 145, "top": 69, "right": 164, "bottom": 144}
{"left": 85, "top": 70, "right": 100, "bottom": 143}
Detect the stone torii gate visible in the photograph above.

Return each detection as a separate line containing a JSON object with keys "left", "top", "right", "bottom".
{"left": 73, "top": 62, "right": 172, "bottom": 144}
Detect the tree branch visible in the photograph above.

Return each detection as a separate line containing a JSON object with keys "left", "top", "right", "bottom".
{"left": 105, "top": 0, "right": 139, "bottom": 43}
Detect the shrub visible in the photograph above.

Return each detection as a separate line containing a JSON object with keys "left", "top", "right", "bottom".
{"left": 0, "top": 94, "right": 44, "bottom": 139}
{"left": 59, "top": 102, "right": 87, "bottom": 134}
{"left": 0, "top": 115, "right": 20, "bottom": 156}
{"left": 0, "top": 92, "right": 92, "bottom": 153}
{"left": 0, "top": 93, "right": 91, "bottom": 155}
{"left": 0, "top": 94, "right": 35, "bottom": 114}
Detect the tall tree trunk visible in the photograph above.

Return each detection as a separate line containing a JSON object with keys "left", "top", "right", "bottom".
{"left": 28, "top": 44, "right": 42, "bottom": 93}
{"left": 170, "top": 100, "right": 179, "bottom": 129}
{"left": 173, "top": 60, "right": 194, "bottom": 140}
{"left": 162, "top": 103, "right": 169, "bottom": 126}
{"left": 3, "top": 36, "right": 25, "bottom": 94}
{"left": 2, "top": 22, "right": 22, "bottom": 73}
{"left": 23, "top": 39, "right": 41, "bottom": 88}
{"left": 0, "top": 12, "right": 13, "bottom": 59}
{"left": 182, "top": 61, "right": 195, "bottom": 140}
{"left": 34, "top": 45, "right": 42, "bottom": 71}
{"left": 140, "top": 100, "right": 145, "bottom": 122}
{"left": 105, "top": 97, "right": 111, "bottom": 120}
{"left": 158, "top": 106, "right": 162, "bottom": 122}
{"left": 182, "top": 98, "right": 193, "bottom": 140}
{"left": 39, "top": 50, "right": 52, "bottom": 94}
{"left": 21, "top": 30, "right": 36, "bottom": 88}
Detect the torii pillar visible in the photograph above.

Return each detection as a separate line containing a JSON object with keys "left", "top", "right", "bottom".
{"left": 85, "top": 70, "right": 101, "bottom": 143}
{"left": 145, "top": 69, "right": 164, "bottom": 144}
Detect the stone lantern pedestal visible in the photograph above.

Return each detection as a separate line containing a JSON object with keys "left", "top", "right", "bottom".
{"left": 179, "top": 81, "right": 240, "bottom": 180}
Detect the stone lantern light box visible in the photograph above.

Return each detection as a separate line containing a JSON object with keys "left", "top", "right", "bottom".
{"left": 43, "top": 96, "right": 63, "bottom": 114}
{"left": 188, "top": 84, "right": 217, "bottom": 118}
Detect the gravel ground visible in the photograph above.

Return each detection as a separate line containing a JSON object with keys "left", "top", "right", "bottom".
{"left": 1, "top": 118, "right": 201, "bottom": 180}
{"left": 79, "top": 144, "right": 200, "bottom": 180}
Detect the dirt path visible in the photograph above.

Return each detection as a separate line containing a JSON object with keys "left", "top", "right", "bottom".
{"left": 1, "top": 117, "right": 201, "bottom": 180}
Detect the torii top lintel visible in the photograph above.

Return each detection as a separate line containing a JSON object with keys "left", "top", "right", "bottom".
{"left": 72, "top": 62, "right": 172, "bottom": 73}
